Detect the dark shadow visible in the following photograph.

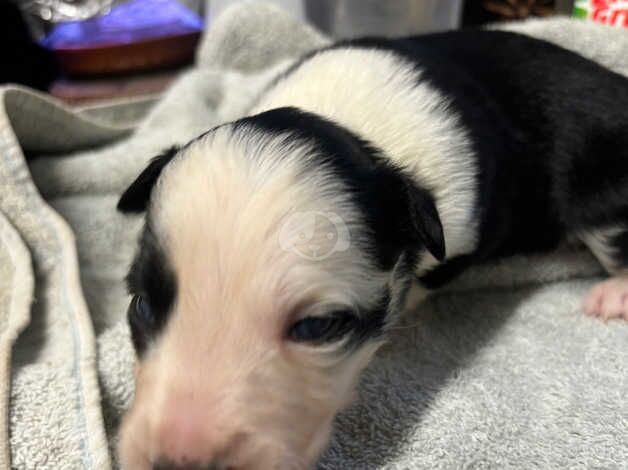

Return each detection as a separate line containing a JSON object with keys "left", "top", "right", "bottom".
{"left": 318, "top": 284, "right": 536, "bottom": 469}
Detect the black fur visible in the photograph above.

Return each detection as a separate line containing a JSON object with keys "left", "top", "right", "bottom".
{"left": 119, "top": 29, "right": 628, "bottom": 352}
{"left": 118, "top": 108, "right": 443, "bottom": 349}
{"left": 117, "top": 146, "right": 180, "bottom": 213}
{"left": 125, "top": 219, "right": 177, "bottom": 355}
{"left": 320, "top": 30, "right": 628, "bottom": 286}
{"left": 610, "top": 230, "right": 628, "bottom": 270}
{"left": 233, "top": 108, "right": 438, "bottom": 346}
{"left": 234, "top": 107, "right": 445, "bottom": 270}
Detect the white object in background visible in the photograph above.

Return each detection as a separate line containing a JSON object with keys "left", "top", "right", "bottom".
{"left": 304, "top": 0, "right": 463, "bottom": 38}
{"left": 207, "top": 0, "right": 305, "bottom": 23}
{"left": 206, "top": 0, "right": 463, "bottom": 37}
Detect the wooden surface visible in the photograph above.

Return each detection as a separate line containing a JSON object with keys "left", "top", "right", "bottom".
{"left": 49, "top": 69, "right": 182, "bottom": 105}
{"left": 53, "top": 32, "right": 200, "bottom": 77}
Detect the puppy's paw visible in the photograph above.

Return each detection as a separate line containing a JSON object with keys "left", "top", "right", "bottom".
{"left": 583, "top": 276, "right": 628, "bottom": 320}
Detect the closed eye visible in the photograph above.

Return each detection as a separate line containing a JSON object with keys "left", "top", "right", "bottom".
{"left": 127, "top": 294, "right": 157, "bottom": 354}
{"left": 132, "top": 295, "right": 154, "bottom": 326}
{"left": 125, "top": 218, "right": 177, "bottom": 353}
{"left": 288, "top": 310, "right": 357, "bottom": 344}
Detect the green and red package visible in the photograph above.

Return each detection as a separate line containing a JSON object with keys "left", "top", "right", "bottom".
{"left": 574, "top": 0, "right": 628, "bottom": 27}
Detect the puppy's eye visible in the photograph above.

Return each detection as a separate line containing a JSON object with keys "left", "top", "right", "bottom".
{"left": 130, "top": 295, "right": 154, "bottom": 327}
{"left": 289, "top": 311, "right": 356, "bottom": 343}
{"left": 127, "top": 294, "right": 156, "bottom": 355}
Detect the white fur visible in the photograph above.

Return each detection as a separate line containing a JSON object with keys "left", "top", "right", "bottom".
{"left": 121, "top": 47, "right": 480, "bottom": 469}
{"left": 120, "top": 126, "right": 391, "bottom": 469}
{"left": 253, "top": 47, "right": 479, "bottom": 274}
{"left": 154, "top": 126, "right": 389, "bottom": 313}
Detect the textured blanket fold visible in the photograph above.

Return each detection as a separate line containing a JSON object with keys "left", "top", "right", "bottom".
{"left": 0, "top": 3, "right": 626, "bottom": 469}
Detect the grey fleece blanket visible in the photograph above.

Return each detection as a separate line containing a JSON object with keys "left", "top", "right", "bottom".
{"left": 1, "top": 3, "right": 627, "bottom": 469}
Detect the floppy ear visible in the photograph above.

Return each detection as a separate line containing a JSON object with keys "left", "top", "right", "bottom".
{"left": 373, "top": 167, "right": 446, "bottom": 267}
{"left": 406, "top": 184, "right": 446, "bottom": 262}
{"left": 117, "top": 146, "right": 180, "bottom": 213}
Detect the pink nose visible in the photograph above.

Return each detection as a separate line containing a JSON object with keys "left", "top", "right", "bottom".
{"left": 156, "top": 402, "right": 215, "bottom": 466}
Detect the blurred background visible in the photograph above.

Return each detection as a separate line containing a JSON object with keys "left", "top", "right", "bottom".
{"left": 2, "top": 0, "right": 623, "bottom": 106}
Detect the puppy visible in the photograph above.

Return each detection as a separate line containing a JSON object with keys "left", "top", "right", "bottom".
{"left": 117, "top": 30, "right": 628, "bottom": 469}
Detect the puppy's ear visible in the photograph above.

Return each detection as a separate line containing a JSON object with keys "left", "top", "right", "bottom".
{"left": 406, "top": 184, "right": 446, "bottom": 262}
{"left": 375, "top": 164, "right": 446, "bottom": 264}
{"left": 117, "top": 146, "right": 180, "bottom": 213}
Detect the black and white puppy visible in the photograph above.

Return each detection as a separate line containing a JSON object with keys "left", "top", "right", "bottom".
{"left": 117, "top": 30, "right": 628, "bottom": 470}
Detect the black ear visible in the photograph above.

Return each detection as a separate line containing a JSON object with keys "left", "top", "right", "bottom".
{"left": 371, "top": 167, "right": 446, "bottom": 268}
{"left": 407, "top": 184, "right": 446, "bottom": 262}
{"left": 117, "top": 146, "right": 180, "bottom": 213}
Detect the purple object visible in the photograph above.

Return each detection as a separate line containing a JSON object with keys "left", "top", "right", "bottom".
{"left": 42, "top": 0, "right": 204, "bottom": 49}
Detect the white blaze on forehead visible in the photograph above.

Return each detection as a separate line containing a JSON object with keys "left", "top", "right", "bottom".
{"left": 130, "top": 127, "right": 391, "bottom": 464}
{"left": 150, "top": 126, "right": 387, "bottom": 325}
{"left": 254, "top": 47, "right": 478, "bottom": 271}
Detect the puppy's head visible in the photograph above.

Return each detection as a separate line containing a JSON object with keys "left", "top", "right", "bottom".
{"left": 117, "top": 107, "right": 444, "bottom": 470}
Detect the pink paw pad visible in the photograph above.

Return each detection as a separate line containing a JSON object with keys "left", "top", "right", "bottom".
{"left": 583, "top": 276, "right": 628, "bottom": 321}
